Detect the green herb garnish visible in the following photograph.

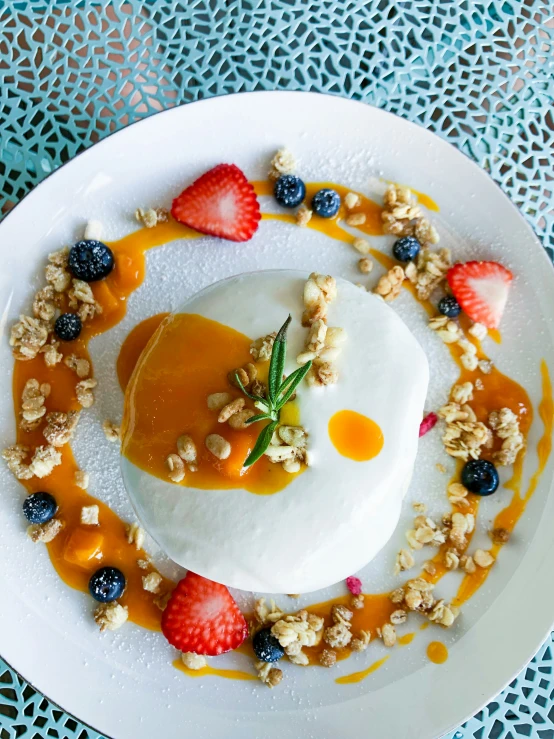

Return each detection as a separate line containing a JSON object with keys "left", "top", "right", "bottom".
{"left": 235, "top": 315, "right": 312, "bottom": 467}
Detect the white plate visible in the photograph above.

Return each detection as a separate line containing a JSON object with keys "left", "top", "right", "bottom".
{"left": 1, "top": 92, "right": 553, "bottom": 739}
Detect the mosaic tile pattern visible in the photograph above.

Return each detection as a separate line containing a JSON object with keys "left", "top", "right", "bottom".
{"left": 0, "top": 1, "right": 552, "bottom": 737}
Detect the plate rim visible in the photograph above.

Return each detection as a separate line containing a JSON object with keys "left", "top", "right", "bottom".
{"left": 0, "top": 89, "right": 553, "bottom": 739}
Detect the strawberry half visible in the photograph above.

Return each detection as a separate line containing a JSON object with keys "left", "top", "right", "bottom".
{"left": 171, "top": 163, "right": 261, "bottom": 242}
{"left": 446, "top": 261, "right": 513, "bottom": 329}
{"left": 161, "top": 571, "right": 248, "bottom": 656}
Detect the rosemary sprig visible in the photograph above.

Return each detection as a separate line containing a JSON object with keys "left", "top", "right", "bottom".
{"left": 235, "top": 315, "right": 312, "bottom": 467}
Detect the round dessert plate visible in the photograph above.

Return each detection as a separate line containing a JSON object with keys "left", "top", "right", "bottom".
{"left": 0, "top": 92, "right": 553, "bottom": 739}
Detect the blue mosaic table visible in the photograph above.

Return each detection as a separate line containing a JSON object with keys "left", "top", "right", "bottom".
{"left": 0, "top": 2, "right": 552, "bottom": 737}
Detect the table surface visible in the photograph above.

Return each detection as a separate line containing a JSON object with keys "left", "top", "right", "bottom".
{"left": 0, "top": 2, "right": 553, "bottom": 738}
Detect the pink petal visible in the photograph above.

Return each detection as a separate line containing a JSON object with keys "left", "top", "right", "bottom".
{"left": 346, "top": 576, "right": 362, "bottom": 595}
{"left": 419, "top": 412, "right": 438, "bottom": 437}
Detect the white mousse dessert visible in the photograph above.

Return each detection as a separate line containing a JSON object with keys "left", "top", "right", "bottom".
{"left": 121, "top": 269, "right": 429, "bottom": 593}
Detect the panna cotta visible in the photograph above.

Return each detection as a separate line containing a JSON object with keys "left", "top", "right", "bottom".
{"left": 120, "top": 270, "right": 429, "bottom": 593}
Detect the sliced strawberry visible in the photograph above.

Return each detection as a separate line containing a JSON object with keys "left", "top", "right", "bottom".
{"left": 161, "top": 571, "right": 248, "bottom": 656}
{"left": 446, "top": 261, "right": 513, "bottom": 329}
{"left": 171, "top": 163, "right": 261, "bottom": 242}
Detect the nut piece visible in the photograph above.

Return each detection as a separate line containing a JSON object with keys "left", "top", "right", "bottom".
{"left": 469, "top": 322, "right": 487, "bottom": 341}
{"left": 405, "top": 247, "right": 451, "bottom": 300}
{"left": 84, "top": 219, "right": 104, "bottom": 240}
{"left": 74, "top": 470, "right": 89, "bottom": 489}
{"left": 2, "top": 444, "right": 32, "bottom": 480}
{"left": 27, "top": 518, "right": 64, "bottom": 543}
{"left": 350, "top": 630, "right": 371, "bottom": 652}
{"left": 324, "top": 622, "right": 352, "bottom": 648}
{"left": 40, "top": 341, "right": 63, "bottom": 368}
{"left": 94, "top": 602, "right": 128, "bottom": 632}
{"left": 490, "top": 527, "right": 510, "bottom": 545}
{"left": 460, "top": 555, "right": 476, "bottom": 574}
{"left": 10, "top": 315, "right": 49, "bottom": 360}
{"left": 256, "top": 661, "right": 283, "bottom": 688}
{"left": 344, "top": 192, "right": 361, "bottom": 209}
{"left": 135, "top": 207, "right": 167, "bottom": 229}
{"left": 29, "top": 445, "right": 62, "bottom": 478}
{"left": 394, "top": 549, "right": 415, "bottom": 575}
{"left": 205, "top": 434, "right": 231, "bottom": 460}
{"left": 473, "top": 549, "right": 495, "bottom": 568}
{"left": 489, "top": 408, "right": 525, "bottom": 466}
{"left": 20, "top": 378, "right": 50, "bottom": 431}
{"left": 447, "top": 482, "right": 469, "bottom": 508}
{"left": 64, "top": 354, "right": 90, "bottom": 378}
{"left": 177, "top": 434, "right": 197, "bottom": 463}
{"left": 126, "top": 522, "right": 145, "bottom": 550}
{"left": 32, "top": 285, "right": 58, "bottom": 323}
{"left": 43, "top": 411, "right": 80, "bottom": 447}
{"left": 166, "top": 453, "right": 185, "bottom": 482}
{"left": 76, "top": 378, "right": 97, "bottom": 409}
{"left": 218, "top": 397, "right": 245, "bottom": 423}
{"left": 319, "top": 649, "right": 337, "bottom": 667}
{"left": 346, "top": 213, "right": 366, "bottom": 227}
{"left": 142, "top": 572, "right": 163, "bottom": 594}
{"left": 381, "top": 623, "right": 397, "bottom": 647}
{"left": 296, "top": 205, "right": 313, "bottom": 227}
{"left": 428, "top": 600, "right": 459, "bottom": 628}
{"left": 352, "top": 237, "right": 371, "bottom": 255}
{"left": 229, "top": 409, "right": 256, "bottom": 429}
{"left": 282, "top": 458, "right": 301, "bottom": 474}
{"left": 358, "top": 257, "right": 373, "bottom": 274}
{"left": 250, "top": 333, "right": 276, "bottom": 362}
{"left": 181, "top": 652, "right": 207, "bottom": 670}
{"left": 207, "top": 392, "right": 233, "bottom": 411}
{"left": 81, "top": 505, "right": 99, "bottom": 525}
{"left": 390, "top": 609, "right": 407, "bottom": 625}
{"left": 374, "top": 265, "right": 405, "bottom": 302}
{"left": 102, "top": 420, "right": 121, "bottom": 443}
{"left": 269, "top": 147, "right": 296, "bottom": 180}
{"left": 351, "top": 594, "right": 365, "bottom": 610}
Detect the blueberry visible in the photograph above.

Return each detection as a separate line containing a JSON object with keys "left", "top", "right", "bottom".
{"left": 438, "top": 296, "right": 462, "bottom": 318}
{"left": 311, "top": 188, "right": 341, "bottom": 218}
{"left": 23, "top": 492, "right": 57, "bottom": 524}
{"left": 252, "top": 627, "right": 285, "bottom": 663}
{"left": 461, "top": 459, "right": 500, "bottom": 496}
{"left": 89, "top": 566, "right": 126, "bottom": 603}
{"left": 54, "top": 313, "right": 82, "bottom": 341}
{"left": 392, "top": 236, "right": 421, "bottom": 262}
{"left": 68, "top": 240, "right": 114, "bottom": 282}
{"left": 274, "top": 175, "right": 306, "bottom": 208}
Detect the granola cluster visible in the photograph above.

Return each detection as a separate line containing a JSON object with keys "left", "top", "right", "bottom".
{"left": 381, "top": 184, "right": 440, "bottom": 245}
{"left": 297, "top": 273, "right": 346, "bottom": 387}
{"left": 265, "top": 425, "right": 309, "bottom": 473}
{"left": 374, "top": 265, "right": 405, "bottom": 302}
{"left": 135, "top": 206, "right": 169, "bottom": 229}
{"left": 271, "top": 609, "right": 324, "bottom": 666}
{"left": 2, "top": 443, "right": 62, "bottom": 481}
{"left": 405, "top": 248, "right": 452, "bottom": 301}
{"left": 19, "top": 379, "right": 50, "bottom": 431}
{"left": 437, "top": 401, "right": 492, "bottom": 461}
{"left": 489, "top": 407, "right": 525, "bottom": 465}
{"left": 390, "top": 578, "right": 459, "bottom": 629}
{"left": 9, "top": 246, "right": 99, "bottom": 372}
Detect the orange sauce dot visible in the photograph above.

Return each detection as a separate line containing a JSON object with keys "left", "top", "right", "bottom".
{"left": 427, "top": 641, "right": 448, "bottom": 664}
{"left": 328, "top": 410, "right": 384, "bottom": 461}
